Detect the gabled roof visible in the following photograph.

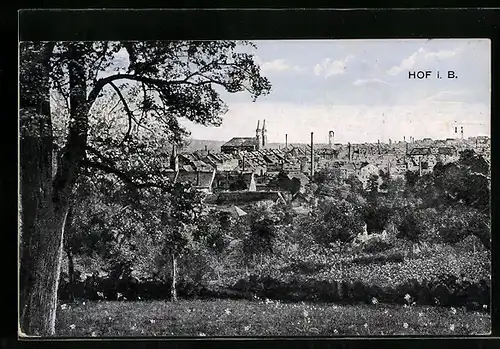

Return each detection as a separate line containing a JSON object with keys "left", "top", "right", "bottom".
{"left": 176, "top": 170, "right": 216, "bottom": 189}
{"left": 409, "top": 147, "right": 432, "bottom": 156}
{"left": 222, "top": 137, "right": 258, "bottom": 148}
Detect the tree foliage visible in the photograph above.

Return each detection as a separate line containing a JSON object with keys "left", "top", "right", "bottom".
{"left": 20, "top": 40, "right": 271, "bottom": 334}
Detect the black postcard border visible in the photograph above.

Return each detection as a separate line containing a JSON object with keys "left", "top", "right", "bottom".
{"left": 3, "top": 6, "right": 500, "bottom": 349}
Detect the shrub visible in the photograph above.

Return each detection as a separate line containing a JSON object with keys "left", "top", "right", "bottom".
{"left": 360, "top": 237, "right": 393, "bottom": 254}
{"left": 351, "top": 252, "right": 404, "bottom": 265}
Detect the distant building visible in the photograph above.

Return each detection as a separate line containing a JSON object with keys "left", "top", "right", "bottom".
{"left": 221, "top": 120, "right": 268, "bottom": 154}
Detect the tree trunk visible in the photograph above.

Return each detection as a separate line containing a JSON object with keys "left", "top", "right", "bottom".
{"left": 66, "top": 249, "right": 75, "bottom": 302}
{"left": 170, "top": 254, "right": 178, "bottom": 301}
{"left": 19, "top": 42, "right": 89, "bottom": 336}
{"left": 19, "top": 41, "right": 66, "bottom": 336}
{"left": 64, "top": 205, "right": 75, "bottom": 302}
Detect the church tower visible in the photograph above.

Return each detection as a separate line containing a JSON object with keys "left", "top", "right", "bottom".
{"left": 255, "top": 120, "right": 261, "bottom": 150}
{"left": 262, "top": 119, "right": 268, "bottom": 148}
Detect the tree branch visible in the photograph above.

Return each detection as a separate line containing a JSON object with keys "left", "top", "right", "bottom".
{"left": 81, "top": 159, "right": 170, "bottom": 192}
{"left": 87, "top": 73, "right": 223, "bottom": 108}
{"left": 108, "top": 81, "right": 134, "bottom": 146}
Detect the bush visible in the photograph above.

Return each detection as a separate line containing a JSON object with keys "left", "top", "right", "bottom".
{"left": 360, "top": 237, "right": 393, "bottom": 254}
{"left": 351, "top": 252, "right": 404, "bottom": 265}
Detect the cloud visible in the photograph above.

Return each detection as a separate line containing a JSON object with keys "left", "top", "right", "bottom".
{"left": 258, "top": 58, "right": 307, "bottom": 73}
{"left": 425, "top": 90, "right": 470, "bottom": 103}
{"left": 314, "top": 55, "right": 355, "bottom": 78}
{"left": 352, "top": 78, "right": 392, "bottom": 86}
{"left": 387, "top": 47, "right": 461, "bottom": 76}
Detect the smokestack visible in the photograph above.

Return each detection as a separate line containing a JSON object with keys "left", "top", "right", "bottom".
{"left": 461, "top": 126, "right": 464, "bottom": 139}
{"left": 329, "top": 130, "right": 334, "bottom": 148}
{"left": 205, "top": 144, "right": 208, "bottom": 151}
{"left": 404, "top": 136, "right": 406, "bottom": 142}
{"left": 348, "top": 142, "right": 352, "bottom": 162}
{"left": 285, "top": 134, "right": 288, "bottom": 148}
{"left": 377, "top": 139, "right": 381, "bottom": 155}
{"left": 310, "top": 132, "right": 315, "bottom": 178}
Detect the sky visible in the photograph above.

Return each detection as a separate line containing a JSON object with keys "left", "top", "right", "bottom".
{"left": 181, "top": 39, "right": 491, "bottom": 144}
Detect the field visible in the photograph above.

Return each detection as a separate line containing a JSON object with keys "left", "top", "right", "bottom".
{"left": 55, "top": 299, "right": 490, "bottom": 337}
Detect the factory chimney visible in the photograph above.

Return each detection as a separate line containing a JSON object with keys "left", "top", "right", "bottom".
{"left": 310, "top": 132, "right": 315, "bottom": 178}
{"left": 262, "top": 119, "right": 268, "bottom": 148}
{"left": 348, "top": 142, "right": 352, "bottom": 162}
{"left": 461, "top": 126, "right": 464, "bottom": 139}
{"left": 328, "top": 130, "right": 334, "bottom": 148}
{"left": 377, "top": 139, "right": 381, "bottom": 155}
{"left": 285, "top": 134, "right": 288, "bottom": 148}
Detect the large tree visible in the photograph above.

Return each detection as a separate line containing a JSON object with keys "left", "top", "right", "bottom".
{"left": 19, "top": 40, "right": 271, "bottom": 335}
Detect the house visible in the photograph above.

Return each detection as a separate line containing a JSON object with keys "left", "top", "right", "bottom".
{"left": 221, "top": 120, "right": 269, "bottom": 154}
{"left": 221, "top": 137, "right": 260, "bottom": 154}
{"left": 203, "top": 152, "right": 239, "bottom": 172}
{"left": 175, "top": 169, "right": 217, "bottom": 193}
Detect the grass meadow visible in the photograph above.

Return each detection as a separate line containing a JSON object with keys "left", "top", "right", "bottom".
{"left": 55, "top": 299, "right": 490, "bottom": 337}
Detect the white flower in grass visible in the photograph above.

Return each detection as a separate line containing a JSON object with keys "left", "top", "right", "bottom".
{"left": 483, "top": 304, "right": 488, "bottom": 310}
{"left": 364, "top": 323, "right": 368, "bottom": 329}
{"left": 303, "top": 309, "right": 309, "bottom": 318}
{"left": 403, "top": 322, "right": 409, "bottom": 329}
{"left": 371, "top": 297, "right": 378, "bottom": 305}
{"left": 333, "top": 329, "right": 339, "bottom": 334}
{"left": 69, "top": 324, "right": 76, "bottom": 330}
{"left": 82, "top": 302, "right": 86, "bottom": 306}
{"left": 224, "top": 309, "right": 231, "bottom": 315}
{"left": 91, "top": 331, "right": 97, "bottom": 337}
{"left": 244, "top": 325, "right": 251, "bottom": 331}
{"left": 404, "top": 294, "right": 412, "bottom": 303}
{"left": 450, "top": 307, "right": 457, "bottom": 314}
{"left": 61, "top": 304, "right": 67, "bottom": 310}
{"left": 418, "top": 312, "right": 424, "bottom": 317}
{"left": 199, "top": 332, "right": 207, "bottom": 337}
{"left": 97, "top": 291, "right": 104, "bottom": 298}
{"left": 449, "top": 324, "right": 455, "bottom": 331}
{"left": 149, "top": 319, "right": 155, "bottom": 324}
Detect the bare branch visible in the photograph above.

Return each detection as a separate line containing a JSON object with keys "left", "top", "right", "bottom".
{"left": 81, "top": 159, "right": 170, "bottom": 191}
{"left": 88, "top": 73, "right": 223, "bottom": 107}
{"left": 108, "top": 81, "right": 134, "bottom": 146}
